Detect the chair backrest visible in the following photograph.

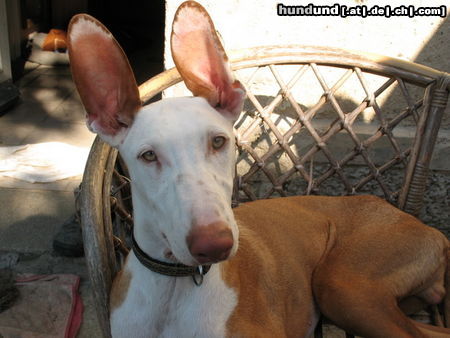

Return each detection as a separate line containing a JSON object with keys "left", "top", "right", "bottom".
{"left": 140, "top": 45, "right": 450, "bottom": 218}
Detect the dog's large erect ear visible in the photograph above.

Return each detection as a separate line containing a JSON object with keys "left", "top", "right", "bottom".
{"left": 68, "top": 14, "right": 141, "bottom": 146}
{"left": 171, "top": 1, "right": 245, "bottom": 121}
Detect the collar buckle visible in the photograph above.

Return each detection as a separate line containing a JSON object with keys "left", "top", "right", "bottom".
{"left": 192, "top": 265, "right": 207, "bottom": 286}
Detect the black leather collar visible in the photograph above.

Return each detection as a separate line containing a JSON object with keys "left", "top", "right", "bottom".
{"left": 131, "top": 231, "right": 211, "bottom": 286}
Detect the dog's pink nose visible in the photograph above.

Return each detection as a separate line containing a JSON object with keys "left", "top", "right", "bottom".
{"left": 187, "top": 221, "right": 234, "bottom": 264}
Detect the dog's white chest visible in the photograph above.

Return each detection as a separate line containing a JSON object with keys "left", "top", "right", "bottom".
{"left": 110, "top": 254, "right": 237, "bottom": 338}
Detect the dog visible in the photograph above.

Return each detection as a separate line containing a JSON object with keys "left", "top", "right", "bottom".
{"left": 68, "top": 1, "right": 450, "bottom": 337}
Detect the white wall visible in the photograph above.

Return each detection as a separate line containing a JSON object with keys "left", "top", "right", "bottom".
{"left": 165, "top": 0, "right": 448, "bottom": 70}
{"left": 164, "top": 0, "right": 449, "bottom": 127}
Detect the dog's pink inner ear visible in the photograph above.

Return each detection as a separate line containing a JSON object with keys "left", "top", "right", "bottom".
{"left": 68, "top": 15, "right": 140, "bottom": 137}
{"left": 171, "top": 1, "right": 245, "bottom": 121}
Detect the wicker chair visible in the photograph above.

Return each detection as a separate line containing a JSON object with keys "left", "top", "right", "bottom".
{"left": 79, "top": 45, "right": 450, "bottom": 338}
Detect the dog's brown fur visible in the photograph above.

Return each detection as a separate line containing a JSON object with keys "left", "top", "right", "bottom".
{"left": 221, "top": 195, "right": 449, "bottom": 337}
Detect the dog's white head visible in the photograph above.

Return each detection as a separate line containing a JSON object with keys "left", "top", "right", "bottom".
{"left": 68, "top": 1, "right": 245, "bottom": 266}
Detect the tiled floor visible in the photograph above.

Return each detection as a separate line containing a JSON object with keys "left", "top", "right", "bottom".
{"left": 0, "top": 64, "right": 94, "bottom": 149}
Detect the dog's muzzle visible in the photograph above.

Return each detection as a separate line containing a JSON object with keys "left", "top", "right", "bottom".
{"left": 187, "top": 221, "right": 234, "bottom": 264}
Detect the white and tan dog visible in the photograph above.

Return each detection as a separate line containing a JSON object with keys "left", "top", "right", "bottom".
{"left": 68, "top": 2, "right": 450, "bottom": 337}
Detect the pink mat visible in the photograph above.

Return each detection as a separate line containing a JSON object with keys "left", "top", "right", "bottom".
{"left": 0, "top": 274, "right": 83, "bottom": 338}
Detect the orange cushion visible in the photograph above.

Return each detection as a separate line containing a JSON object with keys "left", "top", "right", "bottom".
{"left": 42, "top": 29, "right": 68, "bottom": 52}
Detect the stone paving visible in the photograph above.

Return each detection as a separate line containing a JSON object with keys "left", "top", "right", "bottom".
{"left": 0, "top": 62, "right": 99, "bottom": 337}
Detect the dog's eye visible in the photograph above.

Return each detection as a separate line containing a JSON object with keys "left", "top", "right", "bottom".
{"left": 141, "top": 150, "right": 158, "bottom": 162}
{"left": 212, "top": 136, "right": 227, "bottom": 150}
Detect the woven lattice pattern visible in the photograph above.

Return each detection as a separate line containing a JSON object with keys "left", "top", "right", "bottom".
{"left": 232, "top": 63, "right": 431, "bottom": 206}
